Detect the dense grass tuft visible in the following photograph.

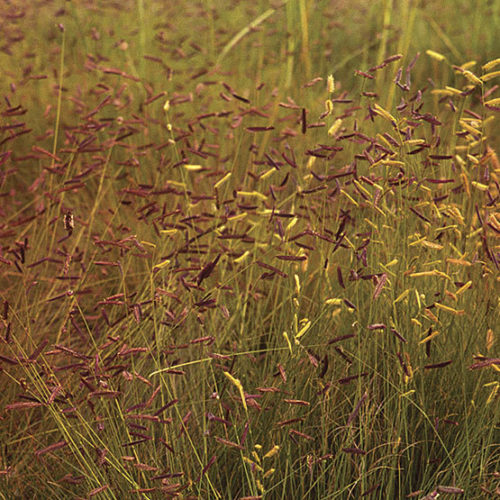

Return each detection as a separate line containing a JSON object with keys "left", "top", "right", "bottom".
{"left": 0, "top": 1, "right": 499, "bottom": 498}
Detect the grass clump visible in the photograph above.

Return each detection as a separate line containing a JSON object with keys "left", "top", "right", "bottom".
{"left": 0, "top": 1, "right": 499, "bottom": 498}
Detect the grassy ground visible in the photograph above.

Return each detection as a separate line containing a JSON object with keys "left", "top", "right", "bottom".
{"left": 0, "top": 0, "right": 499, "bottom": 498}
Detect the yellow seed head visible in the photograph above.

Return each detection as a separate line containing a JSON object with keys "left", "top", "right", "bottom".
{"left": 340, "top": 189, "right": 359, "bottom": 207}
{"left": 234, "top": 251, "right": 249, "bottom": 264}
{"left": 482, "top": 70, "right": 500, "bottom": 82}
{"left": 228, "top": 212, "right": 248, "bottom": 222}
{"left": 434, "top": 303, "right": 465, "bottom": 315}
{"left": 294, "top": 274, "right": 301, "bottom": 295}
{"left": 419, "top": 330, "right": 440, "bottom": 344}
{"left": 486, "top": 328, "right": 494, "bottom": 351}
{"left": 462, "top": 70, "right": 483, "bottom": 86}
{"left": 223, "top": 371, "right": 247, "bottom": 412}
{"left": 471, "top": 181, "right": 489, "bottom": 191}
{"left": 373, "top": 103, "right": 396, "bottom": 122}
{"left": 444, "top": 86, "right": 463, "bottom": 95}
{"left": 263, "top": 468, "right": 275, "bottom": 479}
{"left": 214, "top": 172, "right": 231, "bottom": 189}
{"left": 287, "top": 217, "right": 298, "bottom": 231}
{"left": 264, "top": 445, "right": 280, "bottom": 459}
{"left": 327, "top": 74, "right": 335, "bottom": 94}
{"left": 295, "top": 320, "right": 311, "bottom": 340}
{"left": 325, "top": 99, "right": 334, "bottom": 116}
{"left": 394, "top": 289, "right": 410, "bottom": 304}
{"left": 325, "top": 298, "right": 343, "bottom": 306}
{"left": 459, "top": 119, "right": 482, "bottom": 136}
{"left": 306, "top": 156, "right": 316, "bottom": 169}
{"left": 482, "top": 57, "right": 500, "bottom": 72}
{"left": 238, "top": 190, "right": 268, "bottom": 201}
{"left": 460, "top": 60, "right": 476, "bottom": 70}
{"left": 260, "top": 168, "right": 275, "bottom": 180}
{"left": 456, "top": 281, "right": 472, "bottom": 295}
{"left": 328, "top": 118, "right": 343, "bottom": 137}
{"left": 242, "top": 456, "right": 263, "bottom": 472}
{"left": 485, "top": 97, "right": 500, "bottom": 106}
{"left": 426, "top": 50, "right": 446, "bottom": 62}
{"left": 431, "top": 89, "right": 456, "bottom": 97}
{"left": 154, "top": 259, "right": 170, "bottom": 269}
